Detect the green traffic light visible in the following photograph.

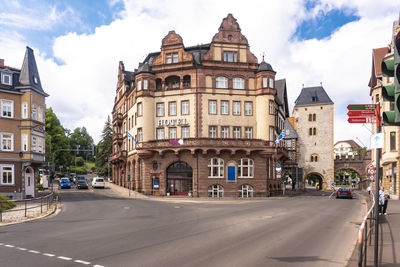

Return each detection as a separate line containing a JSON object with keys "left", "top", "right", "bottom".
{"left": 382, "top": 58, "right": 394, "bottom": 77}
{"left": 382, "top": 84, "right": 395, "bottom": 101}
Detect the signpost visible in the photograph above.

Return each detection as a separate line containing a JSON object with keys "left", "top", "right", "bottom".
{"left": 347, "top": 104, "right": 378, "bottom": 124}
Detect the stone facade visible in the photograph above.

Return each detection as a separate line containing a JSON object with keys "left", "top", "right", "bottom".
{"left": 111, "top": 14, "right": 289, "bottom": 197}
{"left": 292, "top": 87, "right": 334, "bottom": 189}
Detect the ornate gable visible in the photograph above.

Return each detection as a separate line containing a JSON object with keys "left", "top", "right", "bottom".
{"left": 211, "top": 13, "right": 248, "bottom": 45}
{"left": 32, "top": 125, "right": 45, "bottom": 134}
{"left": 152, "top": 31, "right": 193, "bottom": 66}
{"left": 117, "top": 61, "right": 125, "bottom": 90}
{"left": 161, "top": 31, "right": 184, "bottom": 48}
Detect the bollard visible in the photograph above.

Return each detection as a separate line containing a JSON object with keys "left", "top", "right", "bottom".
{"left": 24, "top": 199, "right": 27, "bottom": 217}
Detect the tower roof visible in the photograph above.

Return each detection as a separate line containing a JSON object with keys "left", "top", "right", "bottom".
{"left": 294, "top": 86, "right": 333, "bottom": 106}
{"left": 18, "top": 47, "right": 47, "bottom": 95}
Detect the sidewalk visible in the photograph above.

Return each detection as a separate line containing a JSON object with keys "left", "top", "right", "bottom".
{"left": 346, "top": 198, "right": 400, "bottom": 267}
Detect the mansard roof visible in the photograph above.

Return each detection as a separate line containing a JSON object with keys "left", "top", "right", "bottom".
{"left": 18, "top": 47, "right": 47, "bottom": 96}
{"left": 294, "top": 86, "right": 333, "bottom": 106}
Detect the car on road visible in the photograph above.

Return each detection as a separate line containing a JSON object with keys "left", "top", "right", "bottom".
{"left": 77, "top": 179, "right": 89, "bottom": 189}
{"left": 92, "top": 177, "right": 105, "bottom": 189}
{"left": 60, "top": 178, "right": 71, "bottom": 189}
{"left": 336, "top": 187, "right": 353, "bottom": 199}
{"left": 76, "top": 176, "right": 86, "bottom": 183}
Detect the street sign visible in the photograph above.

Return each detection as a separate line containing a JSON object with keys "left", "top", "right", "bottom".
{"left": 276, "top": 163, "right": 281, "bottom": 169}
{"left": 348, "top": 117, "right": 376, "bottom": 123}
{"left": 368, "top": 169, "right": 376, "bottom": 175}
{"left": 347, "top": 110, "right": 376, "bottom": 117}
{"left": 369, "top": 175, "right": 375, "bottom": 181}
{"left": 347, "top": 104, "right": 376, "bottom": 110}
{"left": 371, "top": 133, "right": 384, "bottom": 149}
{"left": 331, "top": 182, "right": 335, "bottom": 187}
{"left": 368, "top": 163, "right": 374, "bottom": 169}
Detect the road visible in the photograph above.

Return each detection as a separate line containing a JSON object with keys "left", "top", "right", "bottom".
{"left": 0, "top": 187, "right": 365, "bottom": 267}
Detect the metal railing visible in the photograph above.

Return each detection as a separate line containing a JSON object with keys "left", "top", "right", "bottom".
{"left": 358, "top": 192, "right": 376, "bottom": 267}
{"left": 0, "top": 191, "right": 57, "bottom": 223}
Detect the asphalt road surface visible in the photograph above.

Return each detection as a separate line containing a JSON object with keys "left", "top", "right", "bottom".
{"left": 0, "top": 188, "right": 365, "bottom": 267}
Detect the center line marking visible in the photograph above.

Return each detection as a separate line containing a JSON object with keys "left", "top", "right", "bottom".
{"left": 43, "top": 253, "right": 55, "bottom": 257}
{"left": 17, "top": 247, "right": 27, "bottom": 251}
{"left": 28, "top": 250, "right": 40, "bottom": 254}
{"left": 58, "top": 256, "right": 72, "bottom": 260}
{"left": 74, "top": 259, "right": 91, "bottom": 264}
{"left": 5, "top": 244, "right": 14, "bottom": 248}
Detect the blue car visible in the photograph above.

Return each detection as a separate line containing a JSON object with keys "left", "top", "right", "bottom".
{"left": 60, "top": 178, "right": 71, "bottom": 189}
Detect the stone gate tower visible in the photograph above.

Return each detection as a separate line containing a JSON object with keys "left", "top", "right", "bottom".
{"left": 292, "top": 86, "right": 334, "bottom": 189}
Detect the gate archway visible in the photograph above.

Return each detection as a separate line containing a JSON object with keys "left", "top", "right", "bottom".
{"left": 305, "top": 172, "right": 324, "bottom": 190}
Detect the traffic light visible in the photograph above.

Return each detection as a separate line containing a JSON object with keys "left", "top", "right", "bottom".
{"left": 382, "top": 31, "right": 400, "bottom": 125}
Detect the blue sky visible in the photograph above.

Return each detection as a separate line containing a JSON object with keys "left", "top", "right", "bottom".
{"left": 0, "top": 0, "right": 398, "bottom": 145}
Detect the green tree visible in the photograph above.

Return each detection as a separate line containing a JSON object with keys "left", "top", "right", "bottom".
{"left": 96, "top": 116, "right": 113, "bottom": 176}
{"left": 45, "top": 108, "right": 71, "bottom": 172}
{"left": 69, "top": 127, "right": 95, "bottom": 161}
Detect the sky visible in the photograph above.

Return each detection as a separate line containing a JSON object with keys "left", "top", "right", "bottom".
{"left": 0, "top": 0, "right": 399, "bottom": 146}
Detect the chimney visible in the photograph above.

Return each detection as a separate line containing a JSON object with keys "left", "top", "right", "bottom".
{"left": 0, "top": 59, "right": 4, "bottom": 67}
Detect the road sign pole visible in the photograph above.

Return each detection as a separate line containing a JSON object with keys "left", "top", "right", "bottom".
{"left": 374, "top": 122, "right": 381, "bottom": 267}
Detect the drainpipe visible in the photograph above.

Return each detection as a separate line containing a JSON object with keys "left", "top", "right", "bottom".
{"left": 195, "top": 49, "right": 199, "bottom": 197}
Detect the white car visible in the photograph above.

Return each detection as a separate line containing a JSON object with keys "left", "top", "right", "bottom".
{"left": 92, "top": 177, "right": 105, "bottom": 189}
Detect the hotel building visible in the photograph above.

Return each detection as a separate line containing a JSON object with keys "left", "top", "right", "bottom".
{"left": 111, "top": 14, "right": 288, "bottom": 197}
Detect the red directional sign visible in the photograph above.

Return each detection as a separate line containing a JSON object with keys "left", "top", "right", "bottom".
{"left": 348, "top": 117, "right": 376, "bottom": 123}
{"left": 347, "top": 110, "right": 376, "bottom": 117}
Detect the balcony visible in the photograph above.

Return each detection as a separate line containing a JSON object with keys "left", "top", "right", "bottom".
{"left": 113, "top": 133, "right": 123, "bottom": 144}
{"left": 110, "top": 150, "right": 127, "bottom": 163}
{"left": 113, "top": 113, "right": 124, "bottom": 125}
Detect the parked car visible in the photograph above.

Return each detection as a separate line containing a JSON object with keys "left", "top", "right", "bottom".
{"left": 336, "top": 188, "right": 353, "bottom": 199}
{"left": 60, "top": 178, "right": 71, "bottom": 189}
{"left": 76, "top": 176, "right": 86, "bottom": 182}
{"left": 77, "top": 179, "right": 89, "bottom": 190}
{"left": 92, "top": 177, "right": 105, "bottom": 189}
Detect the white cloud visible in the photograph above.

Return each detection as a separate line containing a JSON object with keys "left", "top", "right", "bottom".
{"left": 1, "top": 0, "right": 398, "bottom": 145}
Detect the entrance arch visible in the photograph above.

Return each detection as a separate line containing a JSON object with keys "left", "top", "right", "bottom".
{"left": 305, "top": 172, "right": 324, "bottom": 190}
{"left": 167, "top": 161, "right": 193, "bottom": 195}
{"left": 334, "top": 168, "right": 362, "bottom": 189}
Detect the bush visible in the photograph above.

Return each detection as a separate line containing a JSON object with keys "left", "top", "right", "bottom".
{"left": 37, "top": 183, "right": 43, "bottom": 191}
{"left": 75, "top": 157, "right": 85, "bottom": 167}
{"left": 0, "top": 194, "right": 16, "bottom": 211}
{"left": 69, "top": 166, "right": 88, "bottom": 175}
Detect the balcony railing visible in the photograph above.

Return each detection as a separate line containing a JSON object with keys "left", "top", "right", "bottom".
{"left": 113, "top": 133, "right": 123, "bottom": 143}
{"left": 110, "top": 150, "right": 127, "bottom": 161}
{"left": 113, "top": 113, "right": 124, "bottom": 125}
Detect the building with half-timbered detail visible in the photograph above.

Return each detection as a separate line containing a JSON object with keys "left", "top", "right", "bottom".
{"left": 0, "top": 47, "right": 48, "bottom": 199}
{"left": 110, "top": 14, "right": 289, "bottom": 197}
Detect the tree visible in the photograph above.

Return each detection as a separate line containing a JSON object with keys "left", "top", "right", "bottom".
{"left": 45, "top": 108, "right": 71, "bottom": 172}
{"left": 69, "top": 127, "right": 95, "bottom": 161}
{"left": 96, "top": 116, "right": 113, "bottom": 176}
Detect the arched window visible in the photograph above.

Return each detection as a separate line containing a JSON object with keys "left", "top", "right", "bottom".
{"left": 216, "top": 77, "right": 228, "bottom": 88}
{"left": 238, "top": 158, "right": 254, "bottom": 178}
{"left": 156, "top": 78, "right": 162, "bottom": 90}
{"left": 239, "top": 184, "right": 253, "bottom": 198}
{"left": 208, "top": 185, "right": 224, "bottom": 198}
{"left": 165, "top": 76, "right": 180, "bottom": 90}
{"left": 311, "top": 153, "right": 318, "bottom": 162}
{"left": 22, "top": 102, "right": 28, "bottom": 119}
{"left": 208, "top": 158, "right": 224, "bottom": 178}
{"left": 183, "top": 75, "right": 191, "bottom": 88}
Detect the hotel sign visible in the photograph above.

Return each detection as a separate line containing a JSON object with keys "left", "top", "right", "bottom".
{"left": 157, "top": 118, "right": 189, "bottom": 126}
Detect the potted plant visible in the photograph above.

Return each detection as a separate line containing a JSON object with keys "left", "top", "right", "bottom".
{"left": 166, "top": 187, "right": 170, "bottom": 196}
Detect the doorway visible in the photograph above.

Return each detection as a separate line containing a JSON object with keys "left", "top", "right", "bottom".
{"left": 166, "top": 162, "right": 193, "bottom": 195}
{"left": 25, "top": 167, "right": 35, "bottom": 198}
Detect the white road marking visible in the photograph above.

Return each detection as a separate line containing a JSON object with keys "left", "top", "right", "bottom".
{"left": 5, "top": 244, "right": 14, "bottom": 247}
{"left": 43, "top": 253, "right": 55, "bottom": 257}
{"left": 58, "top": 256, "right": 72, "bottom": 260}
{"left": 28, "top": 250, "right": 40, "bottom": 254}
{"left": 17, "top": 247, "right": 27, "bottom": 251}
{"left": 74, "top": 259, "right": 91, "bottom": 264}
{"left": 93, "top": 265, "right": 105, "bottom": 267}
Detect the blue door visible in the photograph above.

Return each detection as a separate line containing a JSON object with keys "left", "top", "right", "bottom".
{"left": 228, "top": 166, "right": 236, "bottom": 181}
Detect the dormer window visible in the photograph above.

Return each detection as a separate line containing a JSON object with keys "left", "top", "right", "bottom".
{"left": 33, "top": 76, "right": 38, "bottom": 84}
{"left": 166, "top": 53, "right": 178, "bottom": 64}
{"left": 223, "top": 51, "right": 237, "bottom": 62}
{"left": 228, "top": 35, "right": 233, "bottom": 40}
{"left": 312, "top": 96, "right": 318, "bottom": 102}
{"left": 1, "top": 73, "right": 12, "bottom": 85}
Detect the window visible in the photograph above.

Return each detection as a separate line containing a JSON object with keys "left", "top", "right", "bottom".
{"left": 239, "top": 184, "right": 253, "bottom": 198}
{"left": 22, "top": 134, "right": 28, "bottom": 151}
{"left": 269, "top": 126, "right": 275, "bottom": 141}
{"left": 169, "top": 127, "right": 177, "bottom": 139}
{"left": 238, "top": 158, "right": 254, "bottom": 178}
{"left": 390, "top": 131, "right": 396, "bottom": 151}
{"left": 233, "top": 78, "right": 244, "bottom": 89}
{"left": 1, "top": 100, "right": 13, "bottom": 118}
{"left": 269, "top": 78, "right": 274, "bottom": 88}
{"left": 245, "top": 127, "right": 253, "bottom": 139}
{"left": 137, "top": 80, "right": 142, "bottom": 91}
{"left": 1, "top": 133, "right": 13, "bottom": 151}
{"left": 221, "top": 100, "right": 229, "bottom": 115}
{"left": 183, "top": 75, "right": 191, "bottom": 88}
{"left": 137, "top": 102, "right": 143, "bottom": 116}
{"left": 285, "top": 139, "right": 292, "bottom": 148}
{"left": 182, "top": 127, "right": 189, "bottom": 138}
{"left": 208, "top": 158, "right": 224, "bottom": 178}
{"left": 156, "top": 103, "right": 164, "bottom": 116}
{"left": 1, "top": 73, "right": 12, "bottom": 85}
{"left": 38, "top": 106, "right": 43, "bottom": 122}
{"left": 269, "top": 100, "right": 274, "bottom": 115}
{"left": 209, "top": 100, "right": 217, "bottom": 114}
{"left": 313, "top": 113, "right": 316, "bottom": 121}
{"left": 181, "top": 101, "right": 189, "bottom": 115}
{"left": 31, "top": 104, "right": 37, "bottom": 120}
{"left": 228, "top": 35, "right": 232, "bottom": 40}
{"left": 1, "top": 165, "right": 14, "bottom": 185}
{"left": 22, "top": 102, "right": 28, "bottom": 119}
{"left": 308, "top": 114, "right": 312, "bottom": 121}
{"left": 156, "top": 128, "right": 164, "bottom": 140}
{"left": 262, "top": 77, "right": 268, "bottom": 88}
{"left": 244, "top": 101, "right": 253, "bottom": 115}
{"left": 221, "top": 126, "right": 229, "bottom": 138}
{"left": 173, "top": 53, "right": 178, "bottom": 63}
{"left": 143, "top": 80, "right": 148, "bottom": 90}
{"left": 38, "top": 137, "right": 43, "bottom": 153}
{"left": 169, "top": 102, "right": 177, "bottom": 116}
{"left": 32, "top": 136, "right": 37, "bottom": 152}
{"left": 312, "top": 96, "right": 317, "bottom": 102}
{"left": 209, "top": 126, "right": 217, "bottom": 138}
{"left": 233, "top": 127, "right": 241, "bottom": 139}
{"left": 375, "top": 94, "right": 379, "bottom": 103}
{"left": 233, "top": 101, "right": 240, "bottom": 115}
{"left": 208, "top": 184, "right": 224, "bottom": 197}
{"left": 223, "top": 51, "right": 237, "bottom": 62}
{"left": 216, "top": 77, "right": 228, "bottom": 88}
{"left": 309, "top": 127, "right": 317, "bottom": 136}
{"left": 166, "top": 54, "right": 171, "bottom": 64}
{"left": 138, "top": 128, "right": 143, "bottom": 142}
{"left": 310, "top": 154, "right": 318, "bottom": 162}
